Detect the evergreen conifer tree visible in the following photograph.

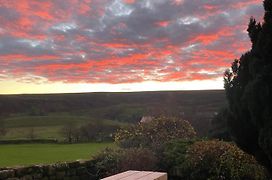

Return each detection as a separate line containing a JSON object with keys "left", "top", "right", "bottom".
{"left": 224, "top": 0, "right": 272, "bottom": 168}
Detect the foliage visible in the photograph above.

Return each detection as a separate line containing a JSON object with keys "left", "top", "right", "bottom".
{"left": 114, "top": 116, "right": 196, "bottom": 149}
{"left": 118, "top": 148, "right": 158, "bottom": 171}
{"left": 158, "top": 139, "right": 195, "bottom": 179}
{"left": 79, "top": 121, "right": 120, "bottom": 142}
{"left": 224, "top": 0, "right": 272, "bottom": 168}
{"left": 90, "top": 148, "right": 121, "bottom": 178}
{"left": 59, "top": 121, "right": 122, "bottom": 143}
{"left": 209, "top": 108, "right": 232, "bottom": 141}
{"left": 180, "top": 140, "right": 268, "bottom": 180}
{"left": 91, "top": 148, "right": 158, "bottom": 179}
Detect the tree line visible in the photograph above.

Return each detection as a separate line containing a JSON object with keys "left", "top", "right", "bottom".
{"left": 60, "top": 121, "right": 122, "bottom": 143}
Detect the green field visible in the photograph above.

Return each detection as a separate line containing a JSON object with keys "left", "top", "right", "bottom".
{"left": 0, "top": 143, "right": 114, "bottom": 167}
{"left": 1, "top": 114, "right": 129, "bottom": 140}
{"left": 0, "top": 91, "right": 226, "bottom": 168}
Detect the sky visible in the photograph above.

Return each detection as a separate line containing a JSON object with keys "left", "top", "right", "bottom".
{"left": 0, "top": 0, "right": 264, "bottom": 94}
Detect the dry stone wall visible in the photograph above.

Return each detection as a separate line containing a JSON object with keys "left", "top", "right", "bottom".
{"left": 0, "top": 160, "right": 97, "bottom": 180}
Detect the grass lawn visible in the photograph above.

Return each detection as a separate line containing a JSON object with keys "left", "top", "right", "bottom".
{"left": 0, "top": 142, "right": 114, "bottom": 167}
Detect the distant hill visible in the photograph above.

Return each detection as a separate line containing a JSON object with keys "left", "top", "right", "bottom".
{"left": 0, "top": 90, "right": 226, "bottom": 138}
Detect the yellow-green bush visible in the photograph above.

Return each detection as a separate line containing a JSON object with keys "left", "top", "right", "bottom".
{"left": 115, "top": 116, "right": 196, "bottom": 149}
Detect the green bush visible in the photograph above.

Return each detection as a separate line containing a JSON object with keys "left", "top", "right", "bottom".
{"left": 118, "top": 148, "right": 158, "bottom": 172}
{"left": 89, "top": 140, "right": 269, "bottom": 180}
{"left": 158, "top": 139, "right": 196, "bottom": 179}
{"left": 114, "top": 125, "right": 145, "bottom": 148}
{"left": 179, "top": 140, "right": 268, "bottom": 180}
{"left": 115, "top": 116, "right": 196, "bottom": 150}
{"left": 90, "top": 148, "right": 158, "bottom": 179}
{"left": 89, "top": 148, "right": 119, "bottom": 178}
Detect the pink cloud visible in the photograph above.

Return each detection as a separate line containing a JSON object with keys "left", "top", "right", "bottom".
{"left": 0, "top": 0, "right": 264, "bottom": 85}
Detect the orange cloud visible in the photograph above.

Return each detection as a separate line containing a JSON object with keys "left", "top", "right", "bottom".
{"left": 123, "top": 0, "right": 136, "bottom": 4}
{"left": 192, "top": 28, "right": 233, "bottom": 45}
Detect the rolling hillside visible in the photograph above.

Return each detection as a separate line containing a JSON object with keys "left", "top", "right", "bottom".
{"left": 0, "top": 90, "right": 226, "bottom": 139}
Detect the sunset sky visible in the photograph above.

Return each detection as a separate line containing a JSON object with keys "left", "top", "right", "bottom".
{"left": 0, "top": 0, "right": 263, "bottom": 94}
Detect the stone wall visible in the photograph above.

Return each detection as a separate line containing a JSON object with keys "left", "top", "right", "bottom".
{"left": 0, "top": 139, "right": 58, "bottom": 145}
{"left": 0, "top": 160, "right": 97, "bottom": 180}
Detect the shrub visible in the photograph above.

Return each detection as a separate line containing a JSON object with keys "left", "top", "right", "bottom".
{"left": 158, "top": 139, "right": 196, "bottom": 179}
{"left": 115, "top": 116, "right": 196, "bottom": 150}
{"left": 118, "top": 148, "right": 158, "bottom": 172}
{"left": 114, "top": 125, "right": 145, "bottom": 148}
{"left": 91, "top": 148, "right": 158, "bottom": 179}
{"left": 90, "top": 148, "right": 121, "bottom": 178}
{"left": 179, "top": 140, "right": 268, "bottom": 180}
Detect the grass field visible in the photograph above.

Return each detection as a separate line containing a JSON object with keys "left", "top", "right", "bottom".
{"left": 0, "top": 142, "right": 114, "bottom": 167}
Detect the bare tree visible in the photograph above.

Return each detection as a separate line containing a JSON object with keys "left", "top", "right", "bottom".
{"left": 0, "top": 119, "right": 8, "bottom": 137}
{"left": 60, "top": 123, "right": 77, "bottom": 143}
{"left": 27, "top": 127, "right": 36, "bottom": 140}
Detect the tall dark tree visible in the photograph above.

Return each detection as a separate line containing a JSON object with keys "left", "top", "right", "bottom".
{"left": 224, "top": 0, "right": 272, "bottom": 168}
{"left": 209, "top": 108, "right": 232, "bottom": 141}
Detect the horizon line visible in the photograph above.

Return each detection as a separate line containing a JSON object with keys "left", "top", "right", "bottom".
{"left": 0, "top": 88, "right": 224, "bottom": 96}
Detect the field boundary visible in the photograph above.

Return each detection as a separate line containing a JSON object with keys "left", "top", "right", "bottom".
{"left": 0, "top": 139, "right": 58, "bottom": 144}
{"left": 0, "top": 160, "right": 97, "bottom": 179}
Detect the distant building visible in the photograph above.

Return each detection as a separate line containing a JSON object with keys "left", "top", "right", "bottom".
{"left": 140, "top": 116, "right": 153, "bottom": 123}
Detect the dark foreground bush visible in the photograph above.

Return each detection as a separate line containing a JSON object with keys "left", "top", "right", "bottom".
{"left": 158, "top": 139, "right": 196, "bottom": 179}
{"left": 90, "top": 148, "right": 158, "bottom": 179}
{"left": 179, "top": 140, "right": 268, "bottom": 180}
